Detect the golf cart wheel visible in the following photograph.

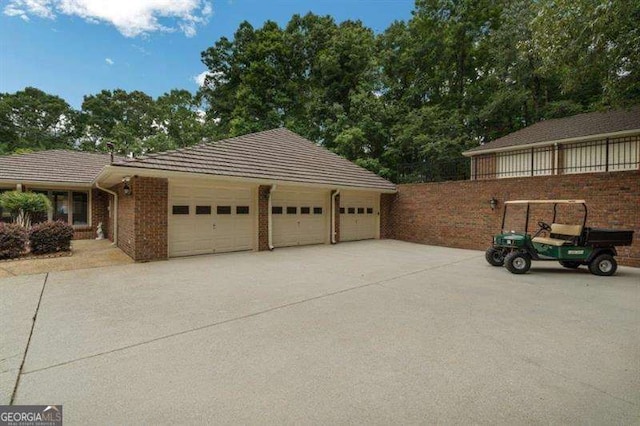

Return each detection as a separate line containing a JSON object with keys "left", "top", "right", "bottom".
{"left": 559, "top": 261, "right": 581, "bottom": 269}
{"left": 588, "top": 254, "right": 617, "bottom": 276}
{"left": 504, "top": 251, "right": 531, "bottom": 274}
{"left": 485, "top": 248, "right": 505, "bottom": 266}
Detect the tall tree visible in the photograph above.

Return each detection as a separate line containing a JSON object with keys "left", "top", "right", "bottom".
{"left": 0, "top": 87, "right": 78, "bottom": 154}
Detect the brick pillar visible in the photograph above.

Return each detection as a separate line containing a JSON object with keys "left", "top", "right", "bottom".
{"left": 258, "top": 185, "right": 271, "bottom": 251}
{"left": 114, "top": 176, "right": 168, "bottom": 262}
{"left": 380, "top": 193, "right": 396, "bottom": 239}
{"left": 333, "top": 191, "right": 340, "bottom": 243}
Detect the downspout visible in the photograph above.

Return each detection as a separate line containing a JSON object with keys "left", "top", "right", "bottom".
{"left": 267, "top": 184, "right": 276, "bottom": 250}
{"left": 95, "top": 182, "right": 118, "bottom": 245}
{"left": 331, "top": 190, "right": 340, "bottom": 244}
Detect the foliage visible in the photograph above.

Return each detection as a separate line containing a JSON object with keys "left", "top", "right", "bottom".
{"left": 0, "top": 2, "right": 638, "bottom": 182}
{"left": 0, "top": 222, "right": 28, "bottom": 259}
{"left": 28, "top": 221, "right": 74, "bottom": 254}
{"left": 0, "top": 191, "right": 52, "bottom": 228}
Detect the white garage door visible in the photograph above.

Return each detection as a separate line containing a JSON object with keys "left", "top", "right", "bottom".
{"left": 272, "top": 190, "right": 329, "bottom": 247}
{"left": 340, "top": 192, "right": 379, "bottom": 241}
{"left": 169, "top": 184, "right": 255, "bottom": 257}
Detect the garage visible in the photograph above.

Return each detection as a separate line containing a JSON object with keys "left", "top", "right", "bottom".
{"left": 168, "top": 183, "right": 256, "bottom": 257}
{"left": 271, "top": 189, "right": 329, "bottom": 247}
{"left": 340, "top": 191, "right": 379, "bottom": 241}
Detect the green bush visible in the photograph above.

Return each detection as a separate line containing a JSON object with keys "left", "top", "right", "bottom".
{"left": 0, "top": 222, "right": 28, "bottom": 259}
{"left": 29, "top": 221, "right": 74, "bottom": 254}
{"left": 0, "top": 191, "right": 51, "bottom": 228}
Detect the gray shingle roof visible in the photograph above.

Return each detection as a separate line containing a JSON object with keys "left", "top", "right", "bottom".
{"left": 465, "top": 106, "right": 640, "bottom": 154}
{"left": 0, "top": 150, "right": 115, "bottom": 185}
{"left": 115, "top": 128, "right": 396, "bottom": 191}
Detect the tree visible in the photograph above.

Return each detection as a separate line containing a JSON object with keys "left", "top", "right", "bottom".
{"left": 0, "top": 87, "right": 78, "bottom": 154}
{"left": 0, "top": 191, "right": 52, "bottom": 228}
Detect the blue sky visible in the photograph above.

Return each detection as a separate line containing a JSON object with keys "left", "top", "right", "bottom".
{"left": 0, "top": 0, "right": 414, "bottom": 109}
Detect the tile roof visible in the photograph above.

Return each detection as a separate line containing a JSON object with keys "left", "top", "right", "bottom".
{"left": 115, "top": 128, "right": 396, "bottom": 191}
{"left": 465, "top": 106, "right": 640, "bottom": 154}
{"left": 0, "top": 150, "right": 115, "bottom": 185}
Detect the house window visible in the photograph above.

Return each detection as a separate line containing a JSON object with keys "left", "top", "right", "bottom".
{"left": 348, "top": 207, "right": 355, "bottom": 214}
{"left": 172, "top": 205, "right": 189, "bottom": 215}
{"left": 313, "top": 207, "right": 323, "bottom": 214}
{"left": 286, "top": 207, "right": 297, "bottom": 214}
{"left": 28, "top": 189, "right": 90, "bottom": 225}
{"left": 367, "top": 207, "right": 373, "bottom": 214}
{"left": 339, "top": 207, "right": 345, "bottom": 214}
{"left": 357, "top": 207, "right": 365, "bottom": 214}
{"left": 72, "top": 192, "right": 88, "bottom": 225}
{"left": 196, "top": 206, "right": 211, "bottom": 215}
{"left": 301, "top": 207, "right": 310, "bottom": 214}
{"left": 236, "top": 206, "right": 250, "bottom": 214}
{"left": 217, "top": 206, "right": 232, "bottom": 215}
{"left": 272, "top": 206, "right": 283, "bottom": 214}
{"left": 0, "top": 189, "right": 11, "bottom": 223}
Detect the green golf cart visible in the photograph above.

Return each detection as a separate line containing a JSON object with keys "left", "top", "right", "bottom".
{"left": 485, "top": 199, "right": 634, "bottom": 276}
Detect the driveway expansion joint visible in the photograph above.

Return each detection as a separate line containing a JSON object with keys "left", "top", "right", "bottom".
{"left": 10, "top": 273, "right": 48, "bottom": 405}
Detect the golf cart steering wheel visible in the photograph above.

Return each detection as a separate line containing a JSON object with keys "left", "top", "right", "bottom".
{"left": 538, "top": 221, "right": 552, "bottom": 231}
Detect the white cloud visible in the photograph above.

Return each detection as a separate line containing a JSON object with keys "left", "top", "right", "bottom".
{"left": 3, "top": 0, "right": 213, "bottom": 38}
{"left": 105, "top": 57, "right": 114, "bottom": 65}
{"left": 193, "top": 70, "right": 210, "bottom": 87}
{"left": 193, "top": 70, "right": 225, "bottom": 87}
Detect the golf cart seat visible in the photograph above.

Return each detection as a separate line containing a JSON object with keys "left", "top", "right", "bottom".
{"left": 532, "top": 223, "right": 583, "bottom": 247}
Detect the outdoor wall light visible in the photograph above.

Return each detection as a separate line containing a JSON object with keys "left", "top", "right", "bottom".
{"left": 489, "top": 197, "right": 498, "bottom": 210}
{"left": 122, "top": 177, "right": 132, "bottom": 196}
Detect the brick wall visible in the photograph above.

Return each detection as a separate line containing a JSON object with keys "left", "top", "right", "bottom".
{"left": 113, "top": 176, "right": 168, "bottom": 262}
{"left": 258, "top": 185, "right": 271, "bottom": 251}
{"left": 389, "top": 171, "right": 640, "bottom": 267}
{"left": 380, "top": 193, "right": 395, "bottom": 239}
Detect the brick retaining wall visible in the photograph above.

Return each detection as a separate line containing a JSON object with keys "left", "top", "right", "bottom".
{"left": 389, "top": 171, "right": 639, "bottom": 267}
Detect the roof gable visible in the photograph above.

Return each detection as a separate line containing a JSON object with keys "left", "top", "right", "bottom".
{"left": 465, "top": 106, "right": 640, "bottom": 155}
{"left": 115, "top": 128, "right": 396, "bottom": 191}
{"left": 0, "top": 150, "right": 115, "bottom": 185}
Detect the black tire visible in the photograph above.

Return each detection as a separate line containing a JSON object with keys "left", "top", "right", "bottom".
{"left": 588, "top": 254, "right": 617, "bottom": 276}
{"left": 560, "top": 261, "right": 581, "bottom": 269}
{"left": 485, "top": 247, "right": 505, "bottom": 266}
{"left": 504, "top": 251, "right": 531, "bottom": 274}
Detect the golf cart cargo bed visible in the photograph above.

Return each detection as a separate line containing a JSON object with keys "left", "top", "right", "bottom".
{"left": 583, "top": 228, "right": 634, "bottom": 247}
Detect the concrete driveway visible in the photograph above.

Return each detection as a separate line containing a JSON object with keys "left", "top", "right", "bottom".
{"left": 1, "top": 240, "right": 638, "bottom": 424}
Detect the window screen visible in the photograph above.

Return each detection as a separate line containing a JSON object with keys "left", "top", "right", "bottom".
{"left": 217, "top": 206, "right": 232, "bottom": 215}
{"left": 172, "top": 205, "right": 189, "bottom": 215}
{"left": 72, "top": 192, "right": 88, "bottom": 225}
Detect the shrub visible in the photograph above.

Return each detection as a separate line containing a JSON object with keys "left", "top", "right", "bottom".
{"left": 29, "top": 221, "right": 74, "bottom": 254}
{"left": 0, "top": 191, "right": 51, "bottom": 228}
{"left": 0, "top": 222, "right": 28, "bottom": 259}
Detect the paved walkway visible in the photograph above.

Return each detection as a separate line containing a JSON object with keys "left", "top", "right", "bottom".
{"left": 0, "top": 240, "right": 132, "bottom": 278}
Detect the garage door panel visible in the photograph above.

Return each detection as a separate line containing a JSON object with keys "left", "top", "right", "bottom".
{"left": 169, "top": 184, "right": 255, "bottom": 257}
{"left": 272, "top": 190, "right": 328, "bottom": 248}
{"left": 340, "top": 192, "right": 379, "bottom": 242}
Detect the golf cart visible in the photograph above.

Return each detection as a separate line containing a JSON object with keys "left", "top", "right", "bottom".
{"left": 485, "top": 199, "right": 634, "bottom": 276}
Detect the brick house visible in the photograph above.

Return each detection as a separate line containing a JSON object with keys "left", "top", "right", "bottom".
{"left": 0, "top": 128, "right": 396, "bottom": 261}
{"left": 463, "top": 107, "right": 640, "bottom": 179}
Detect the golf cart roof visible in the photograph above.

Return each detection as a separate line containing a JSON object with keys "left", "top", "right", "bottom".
{"left": 504, "top": 199, "right": 586, "bottom": 205}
